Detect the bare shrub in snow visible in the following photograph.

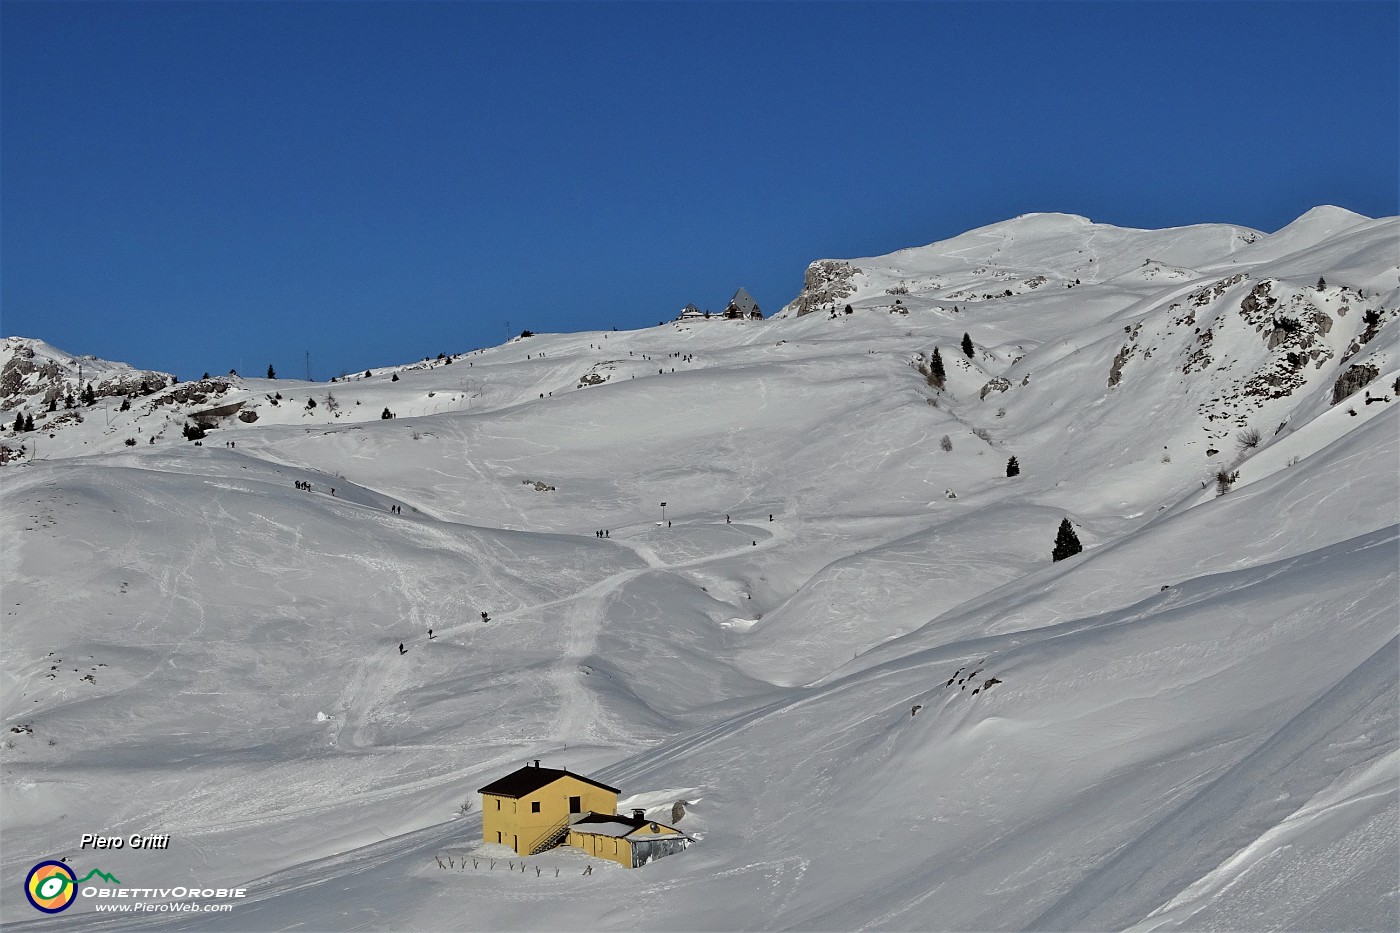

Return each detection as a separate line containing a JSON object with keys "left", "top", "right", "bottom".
{"left": 1216, "top": 468, "right": 1240, "bottom": 496}
{"left": 1235, "top": 427, "right": 1261, "bottom": 451}
{"left": 940, "top": 435, "right": 953, "bottom": 452}
{"left": 973, "top": 427, "right": 992, "bottom": 443}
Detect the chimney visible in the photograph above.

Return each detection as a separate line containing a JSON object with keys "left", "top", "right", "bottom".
{"left": 533, "top": 759, "right": 541, "bottom": 768}
{"left": 632, "top": 809, "right": 645, "bottom": 821}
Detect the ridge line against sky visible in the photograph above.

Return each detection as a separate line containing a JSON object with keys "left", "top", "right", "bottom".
{"left": 2, "top": 1, "right": 1396, "bottom": 379}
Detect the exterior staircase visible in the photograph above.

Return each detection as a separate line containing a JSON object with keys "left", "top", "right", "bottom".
{"left": 529, "top": 819, "right": 571, "bottom": 855}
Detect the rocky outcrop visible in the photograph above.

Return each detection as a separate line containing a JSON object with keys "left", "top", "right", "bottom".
{"left": 1, "top": 339, "right": 173, "bottom": 412}
{"left": 154, "top": 380, "right": 232, "bottom": 408}
{"left": 1331, "top": 364, "right": 1379, "bottom": 405}
{"left": 979, "top": 377, "right": 1011, "bottom": 399}
{"left": 789, "top": 260, "right": 861, "bottom": 317}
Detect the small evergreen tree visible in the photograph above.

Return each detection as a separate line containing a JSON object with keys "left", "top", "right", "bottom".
{"left": 1317, "top": 277, "right": 1326, "bottom": 290}
{"left": 47, "top": 398, "right": 57, "bottom": 412}
{"left": 843, "top": 304, "right": 853, "bottom": 315}
{"left": 81, "top": 383, "right": 96, "bottom": 405}
{"left": 267, "top": 364, "right": 276, "bottom": 379}
{"left": 12, "top": 412, "right": 23, "bottom": 433}
{"left": 1006, "top": 455, "right": 1020, "bottom": 477}
{"left": 961, "top": 332, "right": 974, "bottom": 358}
{"left": 929, "top": 348, "right": 946, "bottom": 388}
{"left": 24, "top": 414, "right": 34, "bottom": 432}
{"left": 1051, "top": 518, "right": 1082, "bottom": 562}
{"left": 391, "top": 373, "right": 399, "bottom": 382}
{"left": 119, "top": 398, "right": 131, "bottom": 411}
{"left": 381, "top": 407, "right": 394, "bottom": 419}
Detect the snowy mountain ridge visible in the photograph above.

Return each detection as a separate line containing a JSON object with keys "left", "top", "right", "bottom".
{"left": 1, "top": 207, "right": 1397, "bottom": 931}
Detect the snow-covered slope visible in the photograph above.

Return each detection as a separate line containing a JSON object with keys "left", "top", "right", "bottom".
{"left": 2, "top": 208, "right": 1397, "bottom": 931}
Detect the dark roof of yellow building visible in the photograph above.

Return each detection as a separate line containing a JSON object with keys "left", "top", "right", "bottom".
{"left": 477, "top": 764, "right": 620, "bottom": 799}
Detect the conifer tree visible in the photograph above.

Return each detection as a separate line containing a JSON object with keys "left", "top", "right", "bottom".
{"left": 929, "top": 348, "right": 946, "bottom": 389}
{"left": 24, "top": 414, "right": 34, "bottom": 432}
{"left": 1052, "top": 518, "right": 1082, "bottom": 562}
{"left": 1006, "top": 455, "right": 1019, "bottom": 477}
{"left": 381, "top": 407, "right": 393, "bottom": 419}
{"left": 962, "top": 332, "right": 974, "bottom": 358}
{"left": 267, "top": 364, "right": 276, "bottom": 379}
{"left": 12, "top": 412, "right": 23, "bottom": 433}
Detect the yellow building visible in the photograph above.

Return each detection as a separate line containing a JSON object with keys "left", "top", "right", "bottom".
{"left": 566, "top": 809, "right": 691, "bottom": 869}
{"left": 478, "top": 761, "right": 620, "bottom": 856}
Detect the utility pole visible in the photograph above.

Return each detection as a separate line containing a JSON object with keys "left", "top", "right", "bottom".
{"left": 660, "top": 502, "right": 667, "bottom": 524}
{"left": 306, "top": 351, "right": 312, "bottom": 382}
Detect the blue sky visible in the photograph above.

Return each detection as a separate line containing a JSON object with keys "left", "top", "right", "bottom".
{"left": 3, "top": 1, "right": 1396, "bottom": 379}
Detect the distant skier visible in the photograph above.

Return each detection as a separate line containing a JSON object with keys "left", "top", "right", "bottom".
{"left": 428, "top": 628, "right": 435, "bottom": 640}
{"left": 725, "top": 515, "right": 730, "bottom": 523}
{"left": 769, "top": 514, "right": 773, "bottom": 522}
{"left": 399, "top": 643, "right": 406, "bottom": 655}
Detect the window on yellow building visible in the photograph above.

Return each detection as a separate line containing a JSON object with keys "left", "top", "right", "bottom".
{"left": 495, "top": 799, "right": 500, "bottom": 810}
{"left": 531, "top": 801, "right": 540, "bottom": 813}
